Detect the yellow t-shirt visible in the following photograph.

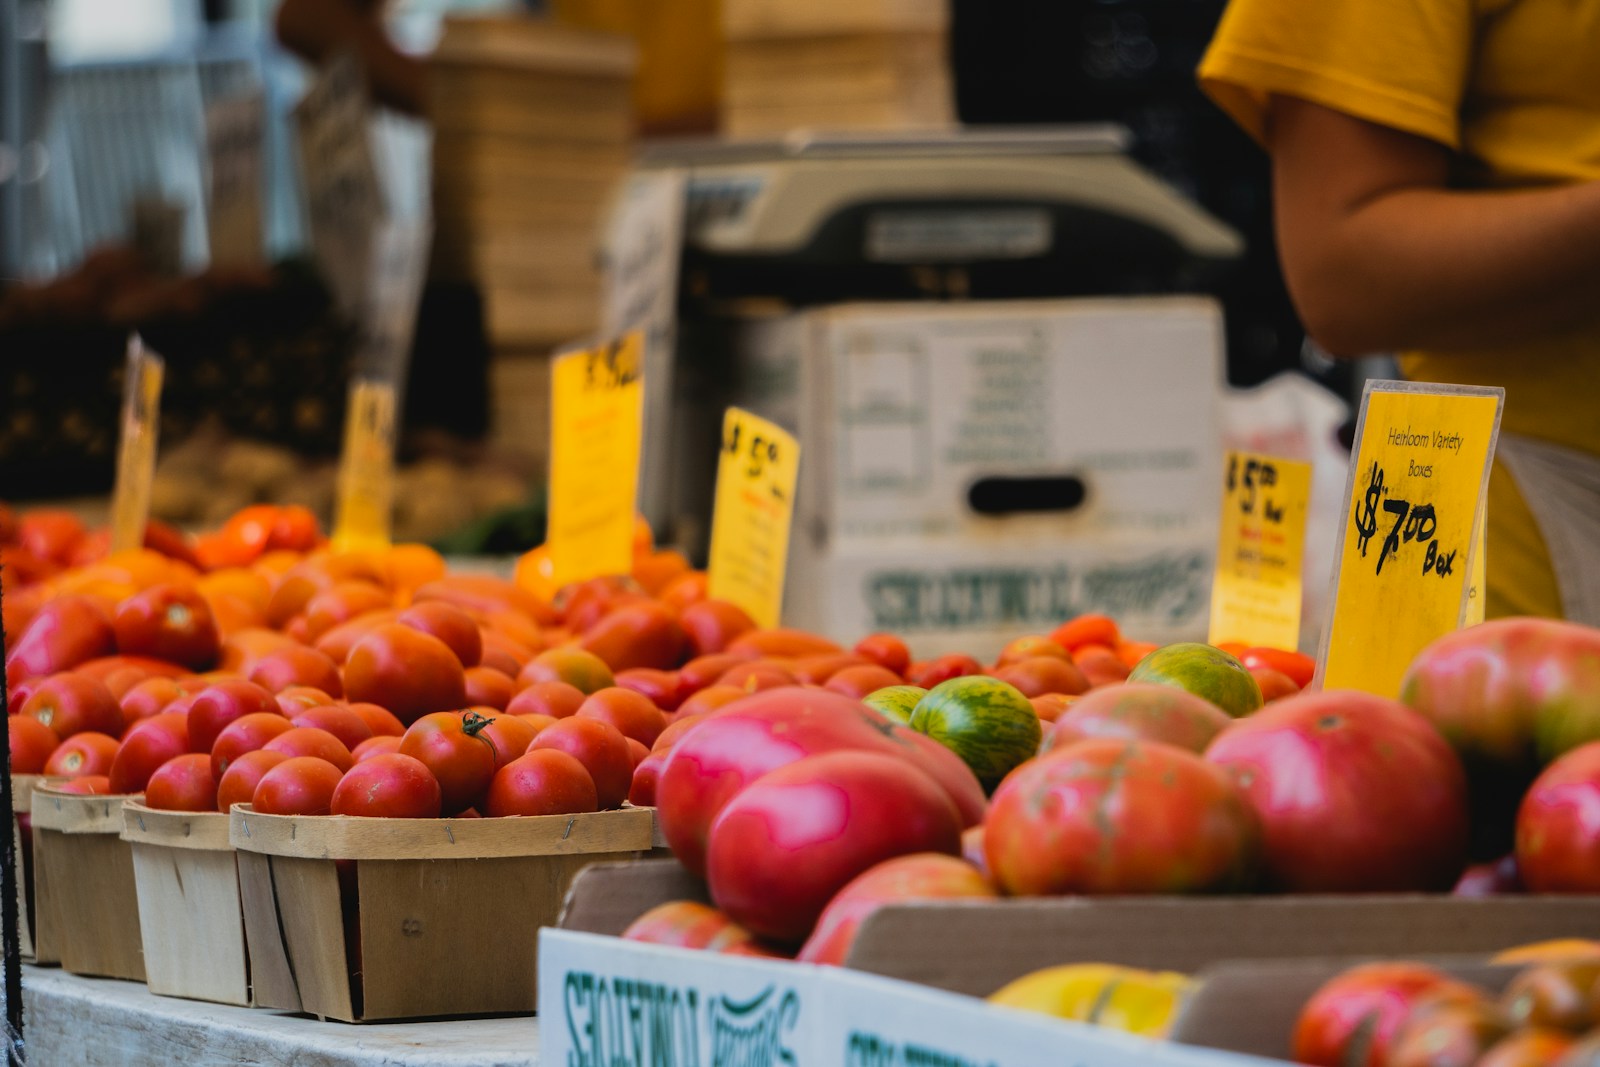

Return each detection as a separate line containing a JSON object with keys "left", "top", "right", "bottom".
{"left": 1198, "top": 0, "right": 1600, "bottom": 619}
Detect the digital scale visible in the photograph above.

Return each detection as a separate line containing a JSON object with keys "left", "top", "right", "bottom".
{"left": 611, "top": 126, "right": 1244, "bottom": 547}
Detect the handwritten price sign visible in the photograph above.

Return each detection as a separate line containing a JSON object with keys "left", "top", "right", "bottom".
{"left": 547, "top": 333, "right": 645, "bottom": 589}
{"left": 708, "top": 407, "right": 801, "bottom": 629}
{"left": 1319, "top": 381, "right": 1503, "bottom": 697}
{"left": 1208, "top": 450, "right": 1311, "bottom": 651}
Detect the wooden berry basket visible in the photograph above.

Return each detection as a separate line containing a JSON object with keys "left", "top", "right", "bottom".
{"left": 121, "top": 801, "right": 251, "bottom": 1006}
{"left": 29, "top": 785, "right": 145, "bottom": 982}
{"left": 11, "top": 774, "right": 56, "bottom": 965}
{"left": 229, "top": 804, "right": 655, "bottom": 1022}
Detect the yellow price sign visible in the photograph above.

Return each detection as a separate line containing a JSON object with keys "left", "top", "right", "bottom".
{"left": 331, "top": 379, "right": 399, "bottom": 553}
{"left": 547, "top": 333, "right": 645, "bottom": 589}
{"left": 1318, "top": 381, "right": 1504, "bottom": 697}
{"left": 110, "top": 336, "right": 166, "bottom": 554}
{"left": 707, "top": 407, "right": 801, "bottom": 629}
{"left": 1207, "top": 450, "right": 1312, "bottom": 652}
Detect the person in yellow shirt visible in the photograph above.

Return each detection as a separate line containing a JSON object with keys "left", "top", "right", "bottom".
{"left": 1198, "top": 0, "right": 1600, "bottom": 624}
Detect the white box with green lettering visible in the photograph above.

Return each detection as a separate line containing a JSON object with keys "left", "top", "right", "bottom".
{"left": 539, "top": 928, "right": 1284, "bottom": 1066}
{"left": 731, "top": 296, "right": 1226, "bottom": 657}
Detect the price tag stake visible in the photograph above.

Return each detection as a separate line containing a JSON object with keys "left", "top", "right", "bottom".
{"left": 110, "top": 336, "right": 166, "bottom": 555}
{"left": 1318, "top": 381, "right": 1503, "bottom": 697}
{"left": 1208, "top": 450, "right": 1312, "bottom": 651}
{"left": 331, "top": 379, "right": 399, "bottom": 553}
{"left": 707, "top": 407, "right": 801, "bottom": 629}
{"left": 547, "top": 333, "right": 646, "bottom": 588}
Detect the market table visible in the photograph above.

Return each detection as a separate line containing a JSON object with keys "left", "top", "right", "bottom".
{"left": 17, "top": 966, "right": 540, "bottom": 1067}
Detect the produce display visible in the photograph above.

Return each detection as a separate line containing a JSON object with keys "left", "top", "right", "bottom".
{"left": 1293, "top": 946, "right": 1600, "bottom": 1067}
{"left": 8, "top": 495, "right": 1600, "bottom": 1067}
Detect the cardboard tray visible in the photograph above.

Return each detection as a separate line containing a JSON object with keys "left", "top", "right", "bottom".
{"left": 30, "top": 786, "right": 144, "bottom": 982}
{"left": 230, "top": 803, "right": 654, "bottom": 1022}
{"left": 121, "top": 802, "right": 251, "bottom": 1007}
{"left": 560, "top": 859, "right": 1600, "bottom": 992}
{"left": 11, "top": 774, "right": 53, "bottom": 964}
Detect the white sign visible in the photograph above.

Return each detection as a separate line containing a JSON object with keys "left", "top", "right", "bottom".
{"left": 204, "top": 91, "right": 264, "bottom": 267}
{"left": 539, "top": 930, "right": 1286, "bottom": 1067}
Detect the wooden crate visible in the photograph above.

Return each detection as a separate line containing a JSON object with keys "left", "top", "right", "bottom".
{"left": 30, "top": 786, "right": 145, "bottom": 982}
{"left": 121, "top": 801, "right": 251, "bottom": 1007}
{"left": 230, "top": 804, "right": 653, "bottom": 1021}
{"left": 12, "top": 774, "right": 56, "bottom": 964}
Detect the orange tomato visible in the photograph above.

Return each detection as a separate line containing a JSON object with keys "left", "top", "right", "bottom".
{"left": 1049, "top": 614, "right": 1123, "bottom": 653}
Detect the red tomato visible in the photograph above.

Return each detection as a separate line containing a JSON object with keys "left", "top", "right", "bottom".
{"left": 516, "top": 713, "right": 558, "bottom": 737}
{"left": 652, "top": 713, "right": 709, "bottom": 753}
{"left": 111, "top": 584, "right": 220, "bottom": 671}
{"left": 313, "top": 609, "right": 400, "bottom": 666}
{"left": 1292, "top": 963, "right": 1475, "bottom": 1067}
{"left": 302, "top": 582, "right": 392, "bottom": 642}
{"left": 351, "top": 736, "right": 403, "bottom": 763}
{"left": 579, "top": 601, "right": 690, "bottom": 673}
{"left": 824, "top": 665, "right": 905, "bottom": 699}
{"left": 478, "top": 715, "right": 538, "bottom": 772}
{"left": 628, "top": 750, "right": 665, "bottom": 807}
{"left": 1043, "top": 683, "right": 1233, "bottom": 756}
{"left": 678, "top": 600, "right": 757, "bottom": 657}
{"left": 612, "top": 668, "right": 684, "bottom": 712}
{"left": 398, "top": 711, "right": 498, "bottom": 815}
{"left": 1048, "top": 614, "right": 1122, "bottom": 653}
{"left": 55, "top": 776, "right": 112, "bottom": 796}
{"left": 517, "top": 649, "right": 614, "bottom": 695}
{"left": 1206, "top": 690, "right": 1469, "bottom": 891}
{"left": 1240, "top": 647, "right": 1316, "bottom": 689}
{"left": 993, "top": 657, "right": 1090, "bottom": 698}
{"left": 275, "top": 686, "right": 334, "bottom": 717}
{"left": 217, "top": 750, "right": 290, "bottom": 813}
{"left": 463, "top": 667, "right": 513, "bottom": 711}
{"left": 905, "top": 654, "right": 984, "bottom": 689}
{"left": 110, "top": 712, "right": 191, "bottom": 793}
{"left": 715, "top": 662, "right": 798, "bottom": 692}
{"left": 987, "top": 739, "right": 1260, "bottom": 896}
{"left": 17, "top": 508, "right": 86, "bottom": 564}
{"left": 397, "top": 601, "right": 482, "bottom": 668}
{"left": 44, "top": 732, "right": 120, "bottom": 778}
{"left": 529, "top": 717, "right": 632, "bottom": 810}
{"left": 1250, "top": 666, "right": 1301, "bottom": 703}
{"left": 346, "top": 702, "right": 406, "bottom": 738}
{"left": 252, "top": 756, "right": 344, "bottom": 816}
{"left": 853, "top": 633, "right": 911, "bottom": 676}
{"left": 264, "top": 727, "right": 354, "bottom": 773}
{"left": 798, "top": 853, "right": 995, "bottom": 965}
{"left": 1030, "top": 693, "right": 1074, "bottom": 724}
{"left": 655, "top": 689, "right": 985, "bottom": 878}
{"left": 186, "top": 679, "right": 280, "bottom": 754}
{"left": 483, "top": 750, "right": 598, "bottom": 817}
{"left": 476, "top": 636, "right": 526, "bottom": 679}
{"left": 726, "top": 629, "right": 843, "bottom": 660}
{"left": 625, "top": 737, "right": 649, "bottom": 770}
{"left": 331, "top": 754, "right": 442, "bottom": 818}
{"left": 622, "top": 901, "right": 767, "bottom": 954}
{"left": 8, "top": 717, "right": 60, "bottom": 774}
{"left": 706, "top": 750, "right": 963, "bottom": 944}
{"left": 993, "top": 635, "right": 1071, "bottom": 668}
{"left": 679, "top": 653, "right": 755, "bottom": 695}
{"left": 675, "top": 686, "right": 748, "bottom": 719}
{"left": 5, "top": 595, "right": 116, "bottom": 689}
{"left": 790, "top": 654, "right": 870, "bottom": 685}
{"left": 412, "top": 575, "right": 556, "bottom": 627}
{"left": 1517, "top": 742, "right": 1600, "bottom": 892}
{"left": 506, "top": 680, "right": 585, "bottom": 719}
{"left": 576, "top": 688, "right": 667, "bottom": 747}
{"left": 345, "top": 625, "right": 467, "bottom": 726}
{"left": 145, "top": 754, "right": 219, "bottom": 812}
{"left": 21, "top": 672, "right": 124, "bottom": 738}
{"left": 120, "top": 676, "right": 187, "bottom": 722}
{"left": 247, "top": 646, "right": 344, "bottom": 698}
{"left": 210, "top": 713, "right": 294, "bottom": 778}
{"left": 267, "top": 505, "right": 320, "bottom": 552}
{"left": 292, "top": 707, "right": 375, "bottom": 752}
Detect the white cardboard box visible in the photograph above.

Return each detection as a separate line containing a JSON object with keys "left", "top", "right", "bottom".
{"left": 539, "top": 928, "right": 1284, "bottom": 1067}
{"left": 733, "top": 297, "right": 1226, "bottom": 656}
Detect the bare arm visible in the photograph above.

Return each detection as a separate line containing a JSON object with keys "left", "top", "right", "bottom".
{"left": 1268, "top": 96, "right": 1600, "bottom": 356}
